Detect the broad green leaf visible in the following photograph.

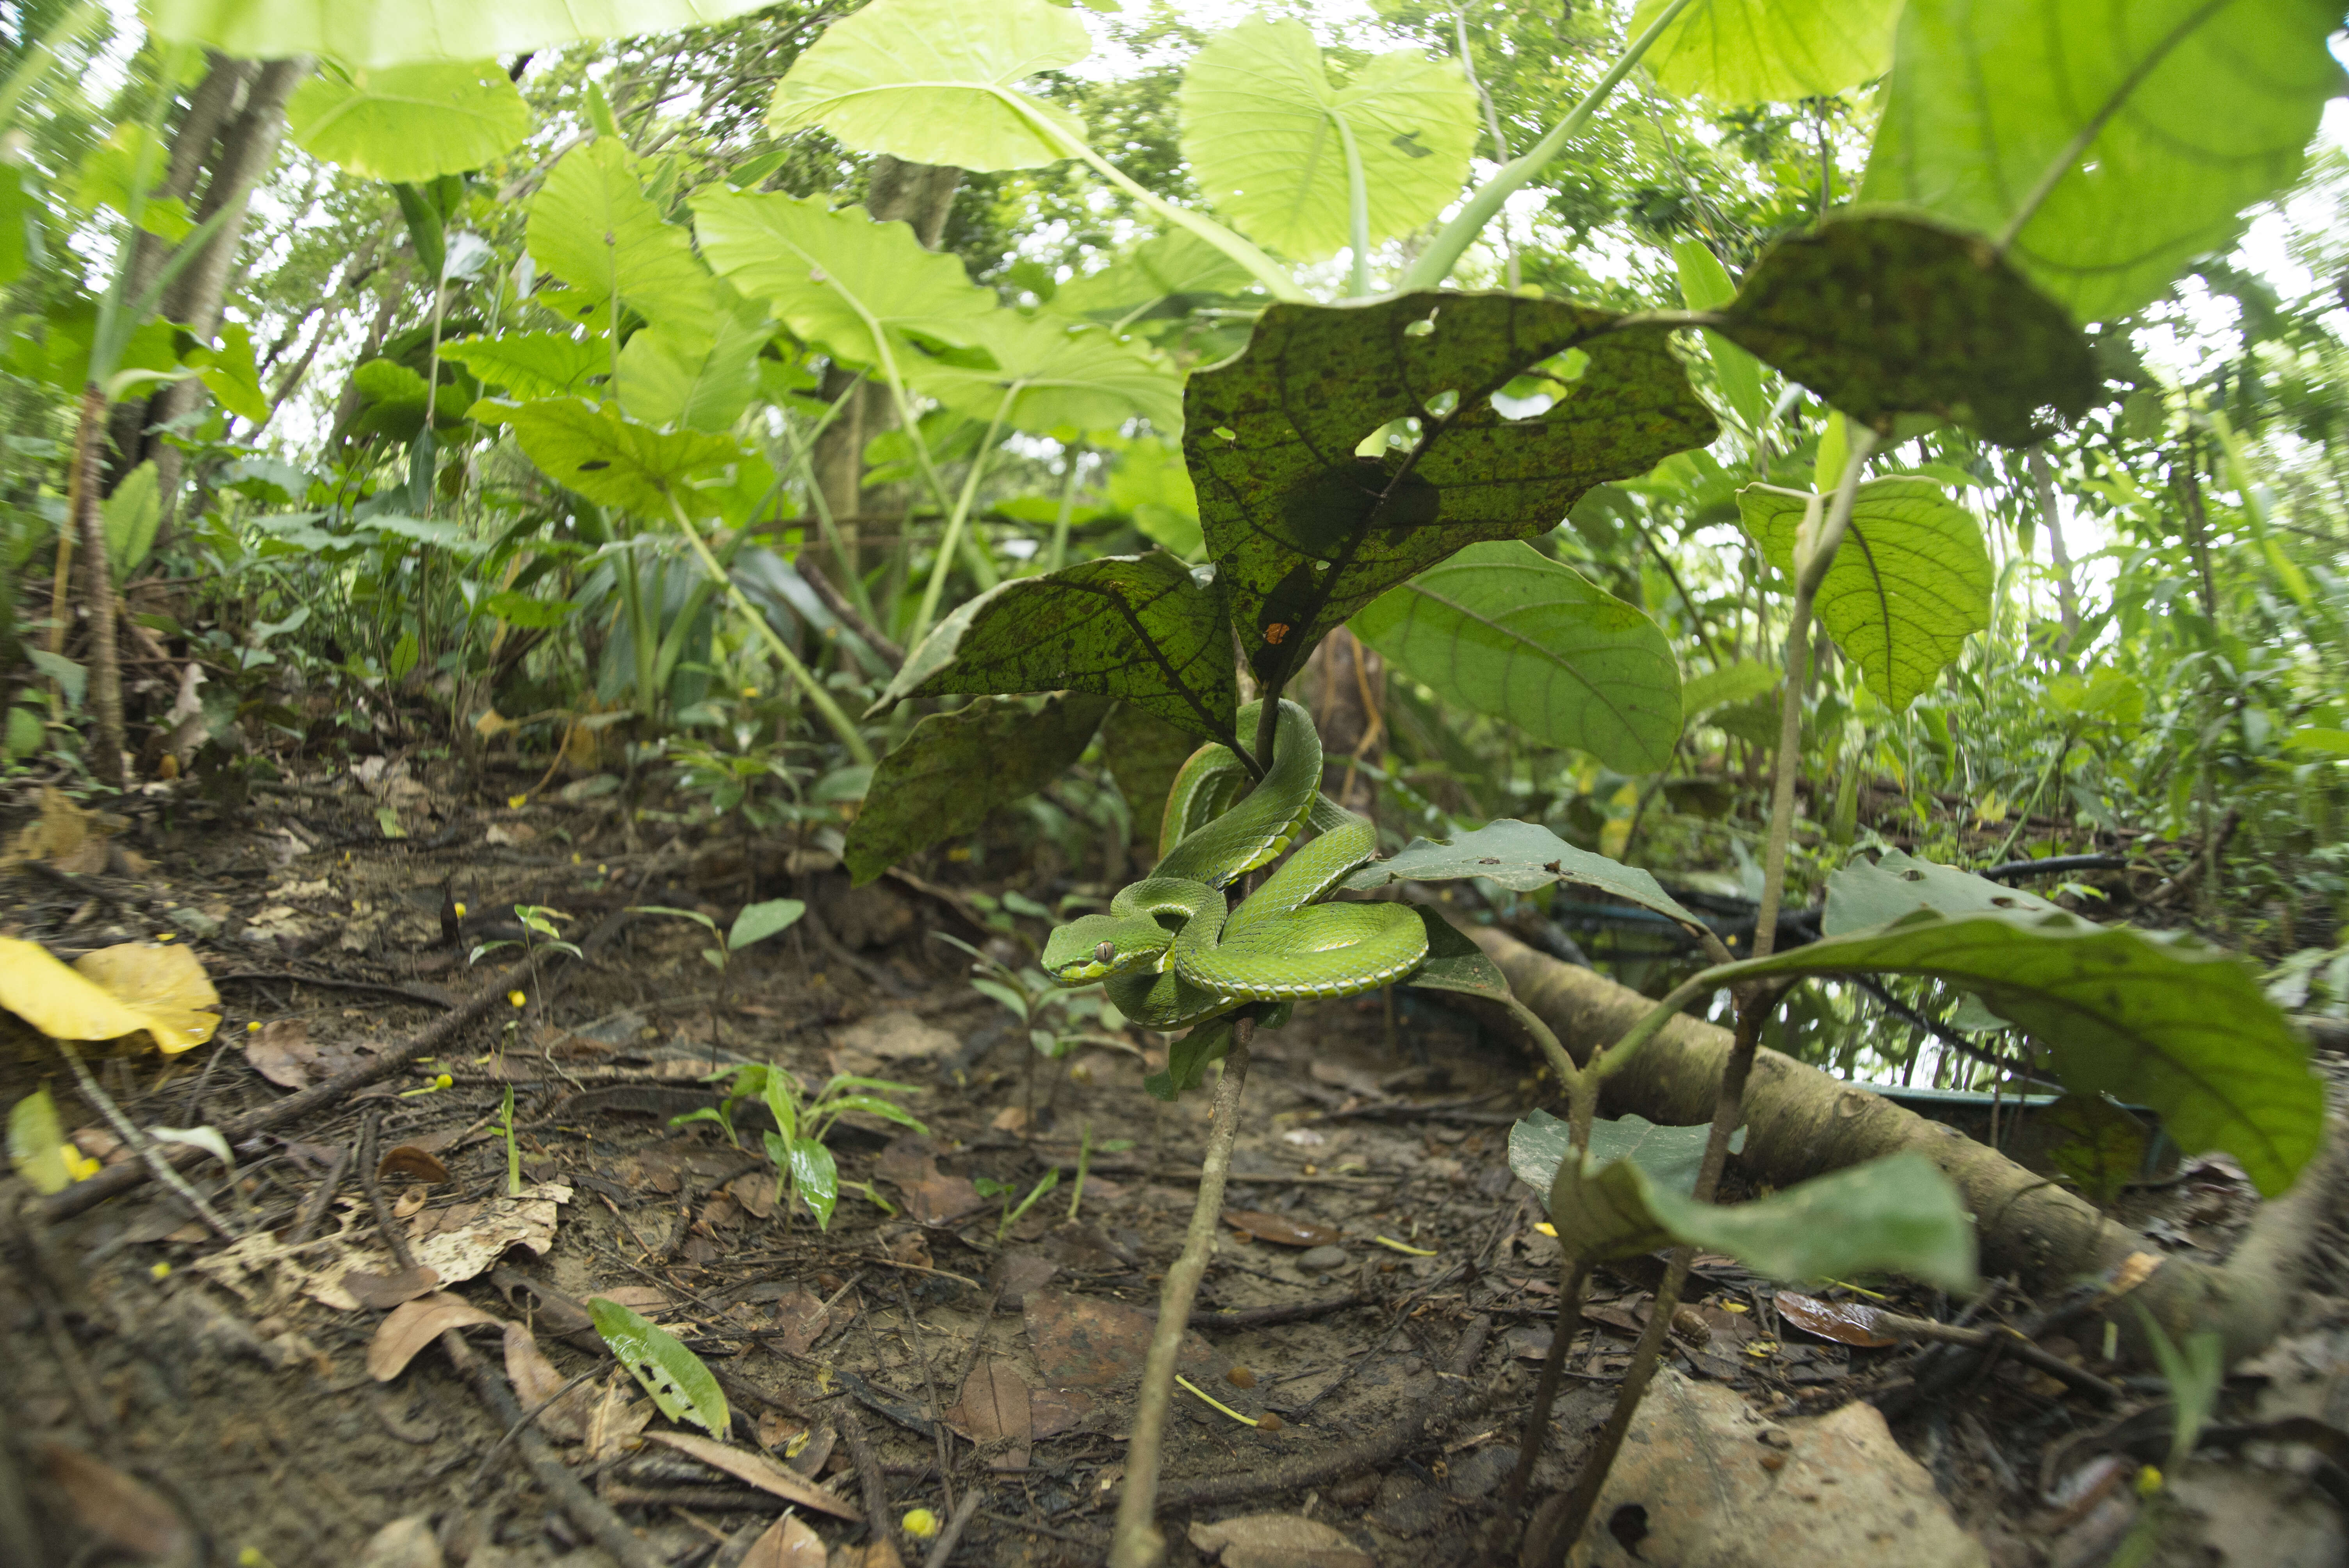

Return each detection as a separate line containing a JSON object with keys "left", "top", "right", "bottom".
{"left": 1680, "top": 658, "right": 1775, "bottom": 719}
{"left": 788, "top": 1136, "right": 838, "bottom": 1230}
{"left": 187, "top": 320, "right": 272, "bottom": 424}
{"left": 1188, "top": 291, "right": 1715, "bottom": 696}
{"left": 440, "top": 333, "right": 604, "bottom": 398}
{"left": 588, "top": 1296, "right": 729, "bottom": 1437}
{"left": 528, "top": 139, "right": 710, "bottom": 334}
{"left": 843, "top": 693, "right": 1112, "bottom": 884}
{"left": 1352, "top": 540, "right": 1680, "bottom": 773}
{"left": 286, "top": 61, "right": 531, "bottom": 182}
{"left": 151, "top": 0, "right": 779, "bottom": 69}
{"left": 1711, "top": 214, "right": 2098, "bottom": 447}
{"left": 352, "top": 357, "right": 429, "bottom": 410}
{"left": 820, "top": 1094, "right": 931, "bottom": 1135}
{"left": 728, "top": 898, "right": 806, "bottom": 950}
{"left": 1672, "top": 236, "right": 1766, "bottom": 432}
{"left": 902, "top": 314, "right": 1183, "bottom": 434}
{"left": 1737, "top": 476, "right": 1990, "bottom": 709}
{"left": 0, "top": 174, "right": 38, "bottom": 290}
{"left": 1101, "top": 433, "right": 1201, "bottom": 555}
{"left": 1549, "top": 1149, "right": 1978, "bottom": 1292}
{"left": 1049, "top": 229, "right": 1258, "bottom": 325}
{"left": 693, "top": 187, "right": 997, "bottom": 369}
{"left": 616, "top": 286, "right": 770, "bottom": 431}
{"left": 1727, "top": 910, "right": 2324, "bottom": 1196}
{"left": 1630, "top": 0, "right": 1898, "bottom": 103}
{"left": 102, "top": 461, "right": 161, "bottom": 583}
{"left": 766, "top": 0, "right": 1092, "bottom": 171}
{"left": 507, "top": 397, "right": 741, "bottom": 513}
{"left": 2038, "top": 1093, "right": 2149, "bottom": 1207}
{"left": 480, "top": 590, "right": 579, "bottom": 628}
{"left": 874, "top": 552, "right": 1236, "bottom": 744}
{"left": 71, "top": 124, "right": 194, "bottom": 241}
{"left": 1509, "top": 1108, "right": 1744, "bottom": 1200}
{"left": 1822, "top": 848, "right": 2057, "bottom": 937}
{"left": 1100, "top": 700, "right": 1198, "bottom": 846}
{"left": 1179, "top": 18, "right": 1478, "bottom": 259}
{"left": 8, "top": 1088, "right": 82, "bottom": 1195}
{"left": 1858, "top": 0, "right": 2343, "bottom": 325}
{"left": 1342, "top": 818, "right": 1706, "bottom": 935}
{"left": 1401, "top": 908, "right": 1510, "bottom": 1005}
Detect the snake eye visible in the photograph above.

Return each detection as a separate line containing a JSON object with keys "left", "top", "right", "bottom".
{"left": 1094, "top": 940, "right": 1116, "bottom": 965}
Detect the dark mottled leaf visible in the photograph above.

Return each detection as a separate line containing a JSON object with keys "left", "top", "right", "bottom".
{"left": 1403, "top": 907, "right": 1510, "bottom": 1003}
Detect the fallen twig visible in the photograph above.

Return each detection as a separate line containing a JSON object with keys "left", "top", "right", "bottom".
{"left": 921, "top": 1488, "right": 986, "bottom": 1568}
{"left": 56, "top": 1039, "right": 239, "bottom": 1238}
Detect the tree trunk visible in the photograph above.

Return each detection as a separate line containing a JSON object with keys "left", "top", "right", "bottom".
{"left": 69, "top": 385, "right": 125, "bottom": 790}
{"left": 2026, "top": 444, "right": 2081, "bottom": 658}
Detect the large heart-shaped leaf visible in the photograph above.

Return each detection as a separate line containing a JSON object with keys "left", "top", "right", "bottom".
{"left": 1187, "top": 291, "right": 1716, "bottom": 696}
{"left": 1710, "top": 214, "right": 2098, "bottom": 446}
{"left": 508, "top": 398, "right": 741, "bottom": 513}
{"left": 844, "top": 693, "right": 1111, "bottom": 885}
{"left": 1178, "top": 18, "right": 1478, "bottom": 260}
{"left": 874, "top": 551, "right": 1236, "bottom": 744}
{"left": 901, "top": 314, "right": 1183, "bottom": 435}
{"left": 1342, "top": 817, "right": 1705, "bottom": 935}
{"left": 286, "top": 61, "right": 531, "bottom": 182}
{"left": 1048, "top": 229, "right": 1258, "bottom": 326}
{"left": 1352, "top": 540, "right": 1680, "bottom": 773}
{"left": 615, "top": 285, "right": 772, "bottom": 433}
{"left": 693, "top": 187, "right": 997, "bottom": 370}
{"left": 151, "top": 0, "right": 777, "bottom": 68}
{"left": 527, "top": 139, "right": 711, "bottom": 333}
{"left": 1628, "top": 0, "right": 1898, "bottom": 104}
{"left": 1726, "top": 910, "right": 2324, "bottom": 1196}
{"left": 440, "top": 333, "right": 605, "bottom": 399}
{"left": 765, "top": 0, "right": 1091, "bottom": 171}
{"left": 1858, "top": 0, "right": 2342, "bottom": 325}
{"left": 1737, "top": 476, "right": 1989, "bottom": 709}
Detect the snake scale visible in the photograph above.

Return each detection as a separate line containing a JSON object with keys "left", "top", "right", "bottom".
{"left": 1042, "top": 699, "right": 1427, "bottom": 1033}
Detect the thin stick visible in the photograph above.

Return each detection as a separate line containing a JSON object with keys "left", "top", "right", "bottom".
{"left": 898, "top": 1276, "right": 955, "bottom": 1516}
{"left": 55, "top": 1039, "right": 238, "bottom": 1238}
{"left": 920, "top": 1487, "right": 986, "bottom": 1568}
{"left": 837, "top": 1402, "right": 900, "bottom": 1559}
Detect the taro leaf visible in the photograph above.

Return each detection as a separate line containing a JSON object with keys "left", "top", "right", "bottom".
{"left": 286, "top": 60, "right": 533, "bottom": 184}
{"left": 1823, "top": 848, "right": 2057, "bottom": 937}
{"left": 1509, "top": 1107, "right": 1744, "bottom": 1200}
{"left": 1178, "top": 18, "right": 1478, "bottom": 260}
{"left": 527, "top": 139, "right": 711, "bottom": 334}
{"left": 1736, "top": 476, "right": 1990, "bottom": 709}
{"left": 1709, "top": 214, "right": 2098, "bottom": 447}
{"left": 1343, "top": 818, "right": 1705, "bottom": 937}
{"left": 1144, "top": 1013, "right": 1238, "bottom": 1102}
{"left": 614, "top": 285, "right": 772, "bottom": 433}
{"left": 1402, "top": 907, "right": 1508, "bottom": 1005}
{"left": 1725, "top": 909, "right": 2323, "bottom": 1197}
{"left": 899, "top": 312, "right": 1183, "bottom": 435}
{"left": 589, "top": 1295, "right": 729, "bottom": 1438}
{"left": 1859, "top": 0, "right": 2342, "bottom": 326}
{"left": 2036, "top": 1093, "right": 2148, "bottom": 1208}
{"left": 1100, "top": 701, "right": 1201, "bottom": 852}
{"left": 727, "top": 898, "right": 806, "bottom": 951}
{"left": 1049, "top": 229, "right": 1257, "bottom": 324}
{"left": 1680, "top": 657, "right": 1776, "bottom": 720}
{"left": 872, "top": 552, "right": 1236, "bottom": 744}
{"left": 1187, "top": 291, "right": 1716, "bottom": 695}
{"left": 507, "top": 397, "right": 741, "bottom": 514}
{"left": 438, "top": 333, "right": 604, "bottom": 399}
{"left": 764, "top": 0, "right": 1092, "bottom": 172}
{"left": 695, "top": 187, "right": 998, "bottom": 371}
{"left": 1630, "top": 0, "right": 1898, "bottom": 104}
{"left": 1351, "top": 540, "right": 1681, "bottom": 773}
{"left": 843, "top": 693, "right": 1112, "bottom": 885}
{"left": 1549, "top": 1149, "right": 1977, "bottom": 1291}
{"left": 151, "top": 0, "right": 776, "bottom": 70}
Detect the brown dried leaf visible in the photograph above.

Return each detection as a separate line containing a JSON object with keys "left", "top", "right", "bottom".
{"left": 902, "top": 1172, "right": 982, "bottom": 1227}
{"left": 771, "top": 1288, "right": 833, "bottom": 1356}
{"left": 1024, "top": 1288, "right": 1228, "bottom": 1390}
{"left": 945, "top": 1358, "right": 1032, "bottom": 1468}
{"left": 585, "top": 1371, "right": 654, "bottom": 1462}
{"left": 390, "top": 1187, "right": 428, "bottom": 1219}
{"left": 640, "top": 1430, "right": 863, "bottom": 1522}
{"left": 1223, "top": 1209, "right": 1338, "bottom": 1248}
{"left": 342, "top": 1264, "right": 441, "bottom": 1309}
{"left": 727, "top": 1171, "right": 778, "bottom": 1220}
{"left": 378, "top": 1145, "right": 450, "bottom": 1183}
{"left": 367, "top": 1291, "right": 501, "bottom": 1381}
{"left": 37, "top": 1443, "right": 191, "bottom": 1559}
{"left": 756, "top": 1408, "right": 807, "bottom": 1452}
{"left": 244, "top": 1019, "right": 318, "bottom": 1088}
{"left": 1029, "top": 1385, "right": 1091, "bottom": 1439}
{"left": 1187, "top": 1511, "right": 1374, "bottom": 1568}
{"left": 503, "top": 1322, "right": 590, "bottom": 1441}
{"left": 744, "top": 1512, "right": 827, "bottom": 1568}
{"left": 1775, "top": 1291, "right": 1897, "bottom": 1349}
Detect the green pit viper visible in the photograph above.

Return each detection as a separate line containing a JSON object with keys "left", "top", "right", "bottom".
{"left": 1041, "top": 699, "right": 1426, "bottom": 1033}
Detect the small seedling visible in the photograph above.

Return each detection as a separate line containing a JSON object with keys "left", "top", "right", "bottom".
{"left": 672, "top": 1063, "right": 927, "bottom": 1231}
{"left": 493, "top": 1083, "right": 521, "bottom": 1197}
{"left": 633, "top": 897, "right": 806, "bottom": 1053}
{"left": 975, "top": 1167, "right": 1060, "bottom": 1241}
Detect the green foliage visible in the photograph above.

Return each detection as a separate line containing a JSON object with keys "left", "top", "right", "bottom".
{"left": 675, "top": 1063, "right": 927, "bottom": 1232}
{"left": 1509, "top": 1108, "right": 1746, "bottom": 1199}
{"left": 589, "top": 1296, "right": 729, "bottom": 1437}
{"left": 505, "top": 399, "right": 740, "bottom": 513}
{"left": 845, "top": 692, "right": 1110, "bottom": 883}
{"left": 728, "top": 899, "right": 806, "bottom": 951}
{"left": 1344, "top": 817, "right": 1705, "bottom": 934}
{"left": 7, "top": 1087, "right": 76, "bottom": 1195}
{"left": 1630, "top": 0, "right": 1898, "bottom": 103}
{"left": 526, "top": 139, "right": 710, "bottom": 332}
{"left": 286, "top": 61, "right": 533, "bottom": 183}
{"left": 102, "top": 461, "right": 161, "bottom": 584}
{"left": 150, "top": 0, "right": 779, "bottom": 67}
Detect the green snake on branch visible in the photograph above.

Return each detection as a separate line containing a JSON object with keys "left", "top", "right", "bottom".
{"left": 1041, "top": 700, "right": 1427, "bottom": 1053}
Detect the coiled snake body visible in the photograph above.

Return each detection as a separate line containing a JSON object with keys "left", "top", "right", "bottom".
{"left": 1042, "top": 699, "right": 1427, "bottom": 1030}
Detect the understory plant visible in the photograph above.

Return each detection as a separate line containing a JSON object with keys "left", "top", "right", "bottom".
{"left": 672, "top": 1062, "right": 927, "bottom": 1230}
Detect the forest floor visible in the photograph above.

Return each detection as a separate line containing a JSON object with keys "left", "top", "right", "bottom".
{"left": 2, "top": 764, "right": 2344, "bottom": 1568}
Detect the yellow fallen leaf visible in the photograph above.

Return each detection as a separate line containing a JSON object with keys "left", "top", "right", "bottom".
{"left": 72, "top": 942, "right": 221, "bottom": 1053}
{"left": 0, "top": 937, "right": 159, "bottom": 1046}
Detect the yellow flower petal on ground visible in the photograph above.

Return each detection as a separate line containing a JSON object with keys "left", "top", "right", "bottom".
{"left": 73, "top": 942, "right": 221, "bottom": 1053}
{"left": 0, "top": 936, "right": 156, "bottom": 1046}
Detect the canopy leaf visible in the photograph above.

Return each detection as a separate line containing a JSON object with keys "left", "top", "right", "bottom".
{"left": 150, "top": 0, "right": 776, "bottom": 68}
{"left": 508, "top": 398, "right": 741, "bottom": 513}
{"left": 286, "top": 61, "right": 531, "bottom": 182}
{"left": 902, "top": 314, "right": 1183, "bottom": 434}
{"left": 440, "top": 333, "right": 604, "bottom": 399}
{"left": 1629, "top": 0, "right": 1898, "bottom": 103}
{"left": 1343, "top": 817, "right": 1705, "bottom": 935}
{"left": 527, "top": 139, "right": 710, "bottom": 334}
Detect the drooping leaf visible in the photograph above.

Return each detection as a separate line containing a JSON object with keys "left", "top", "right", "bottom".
{"left": 589, "top": 1296, "right": 730, "bottom": 1437}
{"left": 1823, "top": 848, "right": 2058, "bottom": 937}
{"left": 1630, "top": 0, "right": 1898, "bottom": 103}
{"left": 1858, "top": 0, "right": 2343, "bottom": 325}
{"left": 765, "top": 0, "right": 1092, "bottom": 171}
{"left": 286, "top": 61, "right": 532, "bottom": 182}
{"left": 873, "top": 552, "right": 1236, "bottom": 744}
{"left": 0, "top": 937, "right": 217, "bottom": 1054}
{"left": 1509, "top": 1108, "right": 1745, "bottom": 1199}
{"left": 1680, "top": 658, "right": 1776, "bottom": 720}
{"left": 101, "top": 461, "right": 162, "bottom": 583}
{"left": 440, "top": 332, "right": 605, "bottom": 399}
{"left": 527, "top": 139, "right": 711, "bottom": 334}
{"left": 1188, "top": 291, "right": 1716, "bottom": 695}
{"left": 901, "top": 314, "right": 1183, "bottom": 435}
{"left": 1401, "top": 907, "right": 1510, "bottom": 1004}
{"left": 1144, "top": 1014, "right": 1239, "bottom": 1101}
{"left": 1549, "top": 1148, "right": 1978, "bottom": 1292}
{"left": 788, "top": 1136, "right": 838, "bottom": 1230}
{"left": 728, "top": 899, "right": 806, "bottom": 951}
{"left": 1671, "top": 236, "right": 1767, "bottom": 431}
{"left": 1352, "top": 540, "right": 1681, "bottom": 773}
{"left": 2037, "top": 1093, "right": 2149, "bottom": 1207}
{"left": 615, "top": 286, "right": 771, "bottom": 432}
{"left": 844, "top": 693, "right": 1112, "bottom": 884}
{"left": 1711, "top": 213, "right": 2099, "bottom": 446}
{"left": 1725, "top": 910, "right": 2323, "bottom": 1197}
{"left": 1343, "top": 817, "right": 1706, "bottom": 935}
{"left": 151, "top": 0, "right": 779, "bottom": 69}
{"left": 1178, "top": 18, "right": 1478, "bottom": 259}
{"left": 187, "top": 321, "right": 272, "bottom": 425}
{"left": 693, "top": 187, "right": 998, "bottom": 369}
{"left": 507, "top": 398, "right": 741, "bottom": 513}
{"left": 1736, "top": 476, "right": 1990, "bottom": 709}
{"left": 72, "top": 943, "right": 221, "bottom": 1055}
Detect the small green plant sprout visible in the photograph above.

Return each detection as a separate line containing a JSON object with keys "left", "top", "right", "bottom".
{"left": 670, "top": 1062, "right": 928, "bottom": 1231}
{"left": 633, "top": 896, "right": 807, "bottom": 974}
{"left": 469, "top": 904, "right": 582, "bottom": 966}
{"left": 975, "top": 1167, "right": 1061, "bottom": 1241}
{"left": 493, "top": 1083, "right": 521, "bottom": 1197}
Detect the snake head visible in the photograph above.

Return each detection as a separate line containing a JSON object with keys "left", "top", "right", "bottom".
{"left": 1041, "top": 914, "right": 1160, "bottom": 984}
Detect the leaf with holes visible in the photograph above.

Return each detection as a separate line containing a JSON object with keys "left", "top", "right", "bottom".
{"left": 1179, "top": 18, "right": 1478, "bottom": 259}
{"left": 1711, "top": 214, "right": 2099, "bottom": 446}
{"left": 1344, "top": 818, "right": 1705, "bottom": 936}
{"left": 1187, "top": 291, "right": 1715, "bottom": 696}
{"left": 287, "top": 61, "right": 532, "bottom": 183}
{"left": 844, "top": 693, "right": 1112, "bottom": 885}
{"left": 1823, "top": 848, "right": 2058, "bottom": 936}
{"left": 1352, "top": 540, "right": 1680, "bottom": 772}
{"left": 590, "top": 1295, "right": 729, "bottom": 1437}
{"left": 507, "top": 398, "right": 740, "bottom": 513}
{"left": 1630, "top": 0, "right": 1898, "bottom": 104}
{"left": 873, "top": 552, "right": 1236, "bottom": 744}
{"left": 1859, "top": 0, "right": 2342, "bottom": 325}
{"left": 1737, "top": 476, "right": 1989, "bottom": 709}
{"left": 527, "top": 139, "right": 711, "bottom": 334}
